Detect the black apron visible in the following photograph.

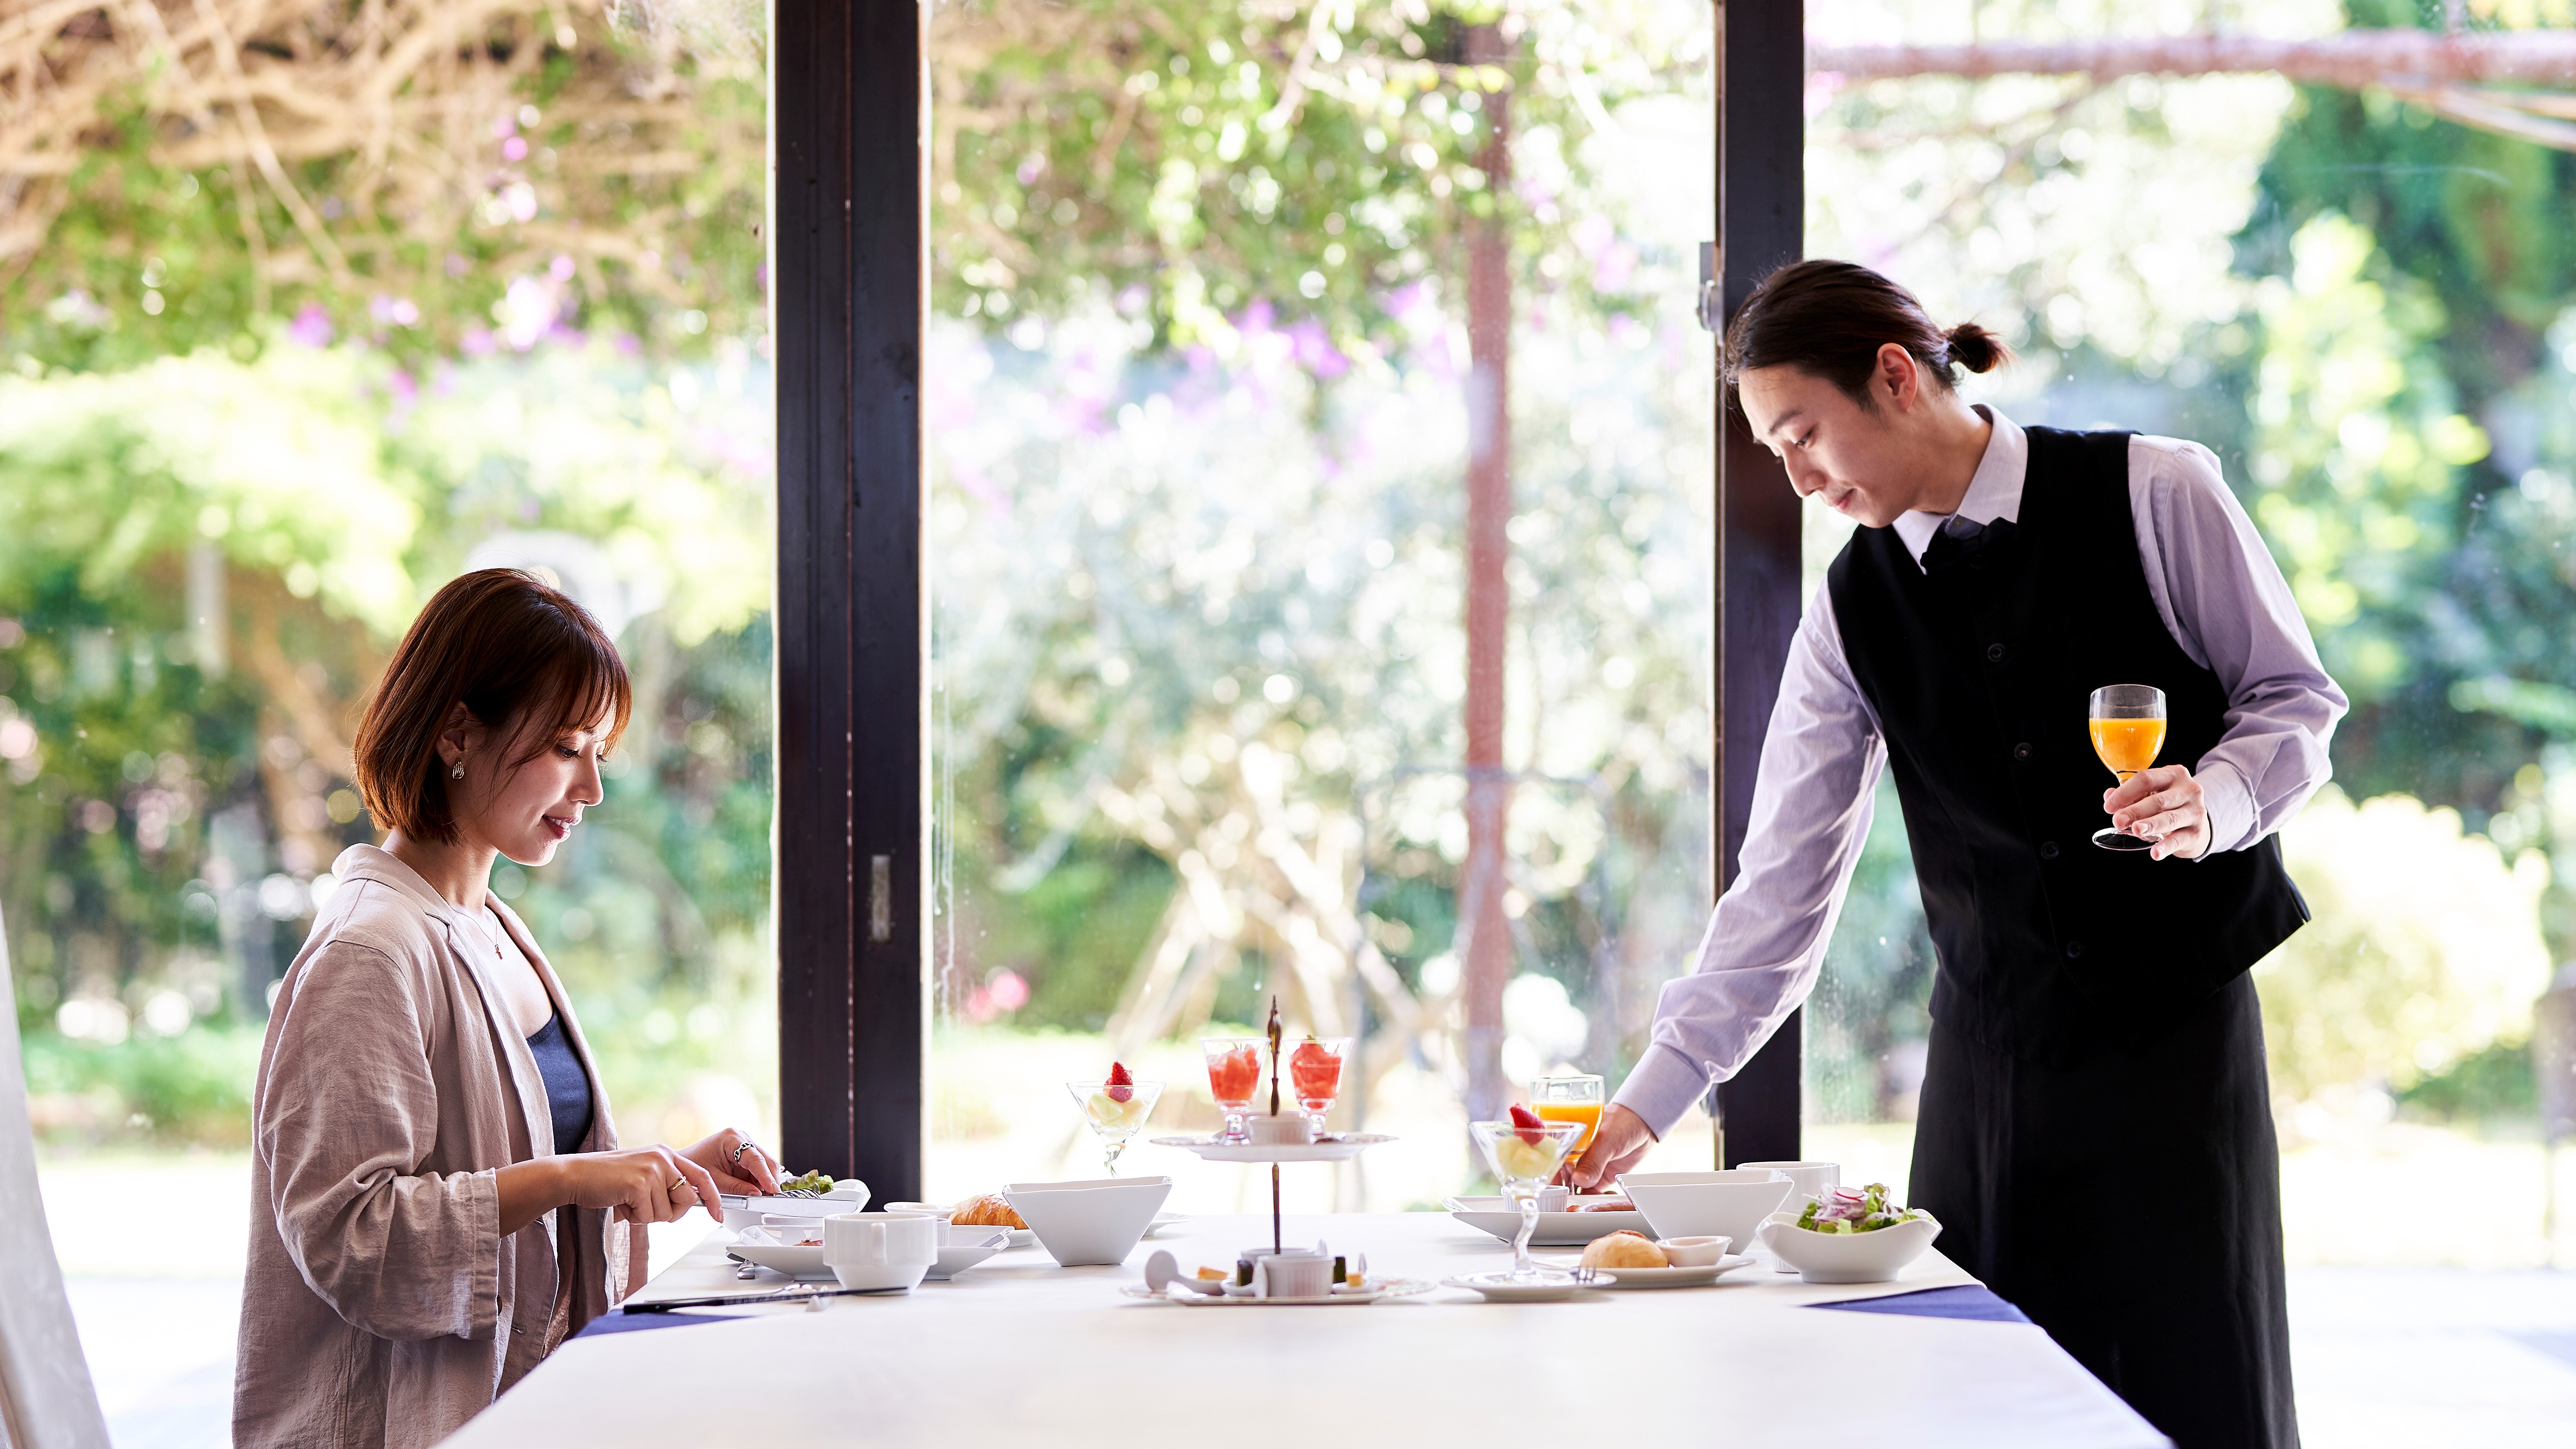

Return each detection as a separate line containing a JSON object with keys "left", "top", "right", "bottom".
{"left": 1824, "top": 427, "right": 2307, "bottom": 1449}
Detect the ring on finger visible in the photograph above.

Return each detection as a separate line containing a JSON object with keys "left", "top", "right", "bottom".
{"left": 667, "top": 1178, "right": 690, "bottom": 1201}
{"left": 730, "top": 1138, "right": 758, "bottom": 1167}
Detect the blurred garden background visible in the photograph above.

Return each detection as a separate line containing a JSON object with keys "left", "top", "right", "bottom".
{"left": 5, "top": 0, "right": 2576, "bottom": 1442}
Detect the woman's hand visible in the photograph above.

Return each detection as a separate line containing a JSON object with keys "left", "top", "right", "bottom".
{"left": 2104, "top": 764, "right": 2210, "bottom": 860}
{"left": 497, "top": 1145, "right": 727, "bottom": 1234}
{"left": 680, "top": 1127, "right": 783, "bottom": 1197}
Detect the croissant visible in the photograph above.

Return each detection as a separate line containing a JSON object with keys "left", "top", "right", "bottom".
{"left": 950, "top": 1193, "right": 1027, "bottom": 1229}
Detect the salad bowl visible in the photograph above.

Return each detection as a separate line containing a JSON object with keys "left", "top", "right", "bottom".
{"left": 1755, "top": 1209, "right": 1942, "bottom": 1283}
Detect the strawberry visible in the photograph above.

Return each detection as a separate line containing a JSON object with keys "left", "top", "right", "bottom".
{"left": 1106, "top": 1060, "right": 1135, "bottom": 1103}
{"left": 1508, "top": 1103, "right": 1546, "bottom": 1145}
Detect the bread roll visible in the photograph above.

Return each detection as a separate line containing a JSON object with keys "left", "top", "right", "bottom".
{"left": 1579, "top": 1230, "right": 1669, "bottom": 1269}
{"left": 951, "top": 1193, "right": 1027, "bottom": 1229}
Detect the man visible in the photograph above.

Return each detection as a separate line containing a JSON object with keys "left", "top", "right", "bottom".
{"left": 1573, "top": 260, "right": 2342, "bottom": 1449}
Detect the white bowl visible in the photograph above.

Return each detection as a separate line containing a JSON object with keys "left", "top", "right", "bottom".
{"left": 924, "top": 1239, "right": 1008, "bottom": 1281}
{"left": 1654, "top": 1235, "right": 1732, "bottom": 1267}
{"left": 1616, "top": 1170, "right": 1790, "bottom": 1245}
{"left": 822, "top": 1211, "right": 937, "bottom": 1293}
{"left": 1755, "top": 1210, "right": 1943, "bottom": 1284}
{"left": 1003, "top": 1177, "right": 1173, "bottom": 1267}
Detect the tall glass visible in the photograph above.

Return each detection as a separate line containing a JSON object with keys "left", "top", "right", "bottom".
{"left": 1200, "top": 1037, "right": 1264, "bottom": 1142}
{"left": 2087, "top": 683, "right": 2167, "bottom": 852}
{"left": 1469, "top": 1119, "right": 1588, "bottom": 1282}
{"left": 1066, "top": 1079, "right": 1162, "bottom": 1175}
{"left": 1531, "top": 1075, "right": 1606, "bottom": 1160}
{"left": 1287, "top": 1037, "right": 1349, "bottom": 1131}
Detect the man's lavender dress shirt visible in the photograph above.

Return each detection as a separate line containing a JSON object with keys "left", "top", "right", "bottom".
{"left": 1612, "top": 410, "right": 2349, "bottom": 1137}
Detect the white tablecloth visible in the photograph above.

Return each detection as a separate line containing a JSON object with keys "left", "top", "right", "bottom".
{"left": 444, "top": 1212, "right": 2168, "bottom": 1447}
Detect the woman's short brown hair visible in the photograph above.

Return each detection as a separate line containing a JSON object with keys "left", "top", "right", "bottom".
{"left": 353, "top": 569, "right": 633, "bottom": 844}
{"left": 1721, "top": 259, "right": 2011, "bottom": 406}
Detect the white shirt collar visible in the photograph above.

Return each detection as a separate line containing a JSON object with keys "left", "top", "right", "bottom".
{"left": 1891, "top": 406, "right": 2025, "bottom": 570}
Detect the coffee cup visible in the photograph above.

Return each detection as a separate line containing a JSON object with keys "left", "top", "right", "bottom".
{"left": 822, "top": 1211, "right": 937, "bottom": 1293}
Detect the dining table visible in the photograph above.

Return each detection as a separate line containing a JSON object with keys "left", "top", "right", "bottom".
{"left": 443, "top": 1212, "right": 2170, "bottom": 1447}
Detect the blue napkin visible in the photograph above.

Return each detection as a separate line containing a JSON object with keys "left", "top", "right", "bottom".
{"left": 572, "top": 1309, "right": 747, "bottom": 1338}
{"left": 1808, "top": 1285, "right": 2030, "bottom": 1324}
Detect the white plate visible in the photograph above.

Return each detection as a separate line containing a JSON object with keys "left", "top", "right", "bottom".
{"left": 728, "top": 1241, "right": 831, "bottom": 1279}
{"left": 1122, "top": 1279, "right": 1432, "bottom": 1306}
{"left": 1443, "top": 1196, "right": 1650, "bottom": 1247}
{"left": 1442, "top": 1271, "right": 1583, "bottom": 1303}
{"left": 1141, "top": 1211, "right": 1188, "bottom": 1238}
{"left": 1147, "top": 1133, "right": 1395, "bottom": 1163}
{"left": 923, "top": 1242, "right": 1005, "bottom": 1281}
{"left": 1538, "top": 1255, "right": 1757, "bottom": 1289}
{"left": 882, "top": 1204, "right": 1037, "bottom": 1249}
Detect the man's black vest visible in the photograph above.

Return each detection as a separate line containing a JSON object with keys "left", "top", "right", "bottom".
{"left": 1824, "top": 426, "right": 2308, "bottom": 1062}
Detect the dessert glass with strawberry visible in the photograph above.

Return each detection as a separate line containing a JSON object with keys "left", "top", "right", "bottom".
{"left": 1286, "top": 1036, "right": 1349, "bottom": 1133}
{"left": 1066, "top": 1062, "right": 1163, "bottom": 1175}
{"left": 1200, "top": 1037, "right": 1265, "bottom": 1142}
{"left": 1470, "top": 1107, "right": 1588, "bottom": 1282}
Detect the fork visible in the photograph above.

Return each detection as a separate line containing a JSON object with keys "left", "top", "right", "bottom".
{"left": 1568, "top": 1268, "right": 1601, "bottom": 1287}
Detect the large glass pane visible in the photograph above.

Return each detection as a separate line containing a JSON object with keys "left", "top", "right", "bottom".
{"left": 3, "top": 5, "right": 770, "bottom": 1438}
{"left": 926, "top": 1, "right": 1721, "bottom": 1209}
{"left": 1800, "top": 0, "right": 2575, "bottom": 1332}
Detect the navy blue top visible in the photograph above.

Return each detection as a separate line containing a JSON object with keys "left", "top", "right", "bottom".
{"left": 525, "top": 1012, "right": 594, "bottom": 1153}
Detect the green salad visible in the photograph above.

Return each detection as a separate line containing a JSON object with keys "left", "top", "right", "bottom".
{"left": 1793, "top": 1182, "right": 1929, "bottom": 1234}
{"left": 778, "top": 1169, "right": 835, "bottom": 1195}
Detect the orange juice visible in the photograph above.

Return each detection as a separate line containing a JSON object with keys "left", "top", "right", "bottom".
{"left": 1533, "top": 1101, "right": 1603, "bottom": 1154}
{"left": 2088, "top": 716, "right": 2165, "bottom": 780}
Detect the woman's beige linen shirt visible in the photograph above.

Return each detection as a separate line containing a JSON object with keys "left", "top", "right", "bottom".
{"left": 233, "top": 844, "right": 643, "bottom": 1449}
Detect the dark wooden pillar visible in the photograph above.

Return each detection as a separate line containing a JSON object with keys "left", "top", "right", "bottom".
{"left": 1710, "top": 0, "right": 1806, "bottom": 1169}
{"left": 772, "top": 0, "right": 928, "bottom": 1200}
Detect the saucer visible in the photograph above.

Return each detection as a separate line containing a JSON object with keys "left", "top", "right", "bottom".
{"left": 1443, "top": 1271, "right": 1583, "bottom": 1303}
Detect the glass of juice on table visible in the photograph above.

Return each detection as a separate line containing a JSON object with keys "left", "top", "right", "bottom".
{"left": 1287, "top": 1036, "right": 1349, "bottom": 1132}
{"left": 1067, "top": 1063, "right": 1162, "bottom": 1175}
{"left": 1201, "top": 1037, "right": 1264, "bottom": 1141}
{"left": 1531, "top": 1074, "right": 1605, "bottom": 1168}
{"left": 2087, "top": 683, "right": 2167, "bottom": 852}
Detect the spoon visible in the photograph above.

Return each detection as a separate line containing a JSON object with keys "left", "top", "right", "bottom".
{"left": 1141, "top": 1248, "right": 1225, "bottom": 1296}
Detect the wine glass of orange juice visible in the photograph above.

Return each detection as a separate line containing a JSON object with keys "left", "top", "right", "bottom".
{"left": 1532, "top": 1074, "right": 1605, "bottom": 1178}
{"left": 2088, "top": 684, "right": 2167, "bottom": 852}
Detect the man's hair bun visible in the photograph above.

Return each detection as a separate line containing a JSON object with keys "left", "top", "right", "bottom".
{"left": 1944, "top": 322, "right": 2010, "bottom": 374}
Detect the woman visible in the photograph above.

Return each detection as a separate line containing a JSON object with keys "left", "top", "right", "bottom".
{"left": 1573, "top": 261, "right": 2343, "bottom": 1448}
{"left": 234, "top": 569, "right": 784, "bottom": 1449}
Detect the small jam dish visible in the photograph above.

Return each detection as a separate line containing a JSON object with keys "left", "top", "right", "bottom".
{"left": 1654, "top": 1236, "right": 1732, "bottom": 1267}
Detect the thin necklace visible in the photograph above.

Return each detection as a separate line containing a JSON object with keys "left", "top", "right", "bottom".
{"left": 477, "top": 903, "right": 506, "bottom": 960}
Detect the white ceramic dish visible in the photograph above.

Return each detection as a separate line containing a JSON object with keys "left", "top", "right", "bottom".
{"left": 822, "top": 1212, "right": 936, "bottom": 1293}
{"left": 1148, "top": 1133, "right": 1394, "bottom": 1163}
{"left": 883, "top": 1202, "right": 1035, "bottom": 1249}
{"left": 1538, "top": 1254, "right": 1757, "bottom": 1288}
{"left": 1443, "top": 1195, "right": 1648, "bottom": 1247}
{"left": 1755, "top": 1210, "right": 1943, "bottom": 1284}
{"left": 924, "top": 1235, "right": 1009, "bottom": 1281}
{"left": 1121, "top": 1280, "right": 1432, "bottom": 1306}
{"left": 1003, "top": 1176, "right": 1174, "bottom": 1266}
{"left": 719, "top": 1181, "right": 870, "bottom": 1230}
{"left": 1616, "top": 1170, "right": 1790, "bottom": 1246}
{"left": 728, "top": 1236, "right": 831, "bottom": 1279}
{"left": 1654, "top": 1235, "right": 1732, "bottom": 1267}
{"left": 1142, "top": 1211, "right": 1188, "bottom": 1238}
{"left": 1443, "top": 1272, "right": 1582, "bottom": 1303}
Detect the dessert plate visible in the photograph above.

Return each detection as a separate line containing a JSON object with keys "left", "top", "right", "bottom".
{"left": 1442, "top": 1272, "right": 1584, "bottom": 1303}
{"left": 1142, "top": 1211, "right": 1189, "bottom": 1238}
{"left": 881, "top": 1203, "right": 1035, "bottom": 1249}
{"left": 1444, "top": 1195, "right": 1648, "bottom": 1247}
{"left": 1538, "top": 1255, "right": 1757, "bottom": 1289}
{"left": 1149, "top": 1133, "right": 1394, "bottom": 1163}
{"left": 1121, "top": 1279, "right": 1433, "bottom": 1306}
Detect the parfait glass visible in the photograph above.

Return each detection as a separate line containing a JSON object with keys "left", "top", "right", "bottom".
{"left": 1287, "top": 1036, "right": 1350, "bottom": 1134}
{"left": 1066, "top": 1079, "right": 1163, "bottom": 1175}
{"left": 1200, "top": 1037, "right": 1264, "bottom": 1142}
{"left": 1469, "top": 1119, "right": 1588, "bottom": 1282}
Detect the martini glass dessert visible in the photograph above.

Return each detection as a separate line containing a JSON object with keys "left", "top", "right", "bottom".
{"left": 1067, "top": 1062, "right": 1163, "bottom": 1175}
{"left": 1470, "top": 1108, "right": 1588, "bottom": 1283}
